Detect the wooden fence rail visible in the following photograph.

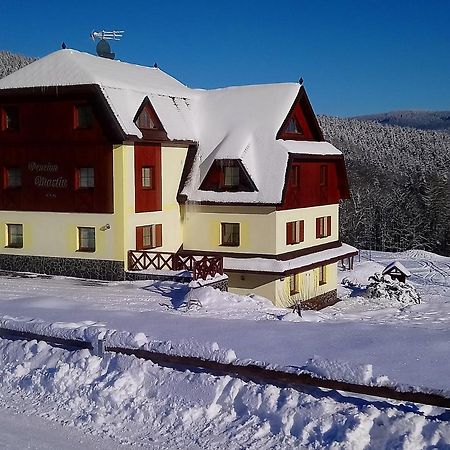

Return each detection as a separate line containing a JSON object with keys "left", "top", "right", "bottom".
{"left": 128, "top": 251, "right": 224, "bottom": 280}
{"left": 0, "top": 326, "right": 448, "bottom": 409}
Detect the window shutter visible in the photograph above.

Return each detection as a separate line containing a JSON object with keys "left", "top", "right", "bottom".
{"left": 300, "top": 220, "right": 304, "bottom": 242}
{"left": 136, "top": 226, "right": 144, "bottom": 250}
{"left": 286, "top": 222, "right": 293, "bottom": 244}
{"left": 316, "top": 217, "right": 320, "bottom": 238}
{"left": 155, "top": 224, "right": 162, "bottom": 247}
{"left": 327, "top": 216, "right": 332, "bottom": 237}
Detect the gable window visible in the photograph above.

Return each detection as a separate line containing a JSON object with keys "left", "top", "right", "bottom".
{"left": 4, "top": 167, "right": 21, "bottom": 188}
{"left": 78, "top": 227, "right": 95, "bottom": 252}
{"left": 224, "top": 166, "right": 240, "bottom": 187}
{"left": 316, "top": 216, "right": 332, "bottom": 238}
{"left": 136, "top": 224, "right": 162, "bottom": 250}
{"left": 200, "top": 159, "right": 256, "bottom": 193}
{"left": 286, "top": 220, "right": 304, "bottom": 245}
{"left": 75, "top": 105, "right": 94, "bottom": 129}
{"left": 77, "top": 167, "right": 95, "bottom": 188}
{"left": 289, "top": 273, "right": 299, "bottom": 295}
{"left": 6, "top": 224, "right": 23, "bottom": 248}
{"left": 319, "top": 265, "right": 327, "bottom": 285}
{"left": 290, "top": 165, "right": 300, "bottom": 187}
{"left": 320, "top": 165, "right": 328, "bottom": 186}
{"left": 136, "top": 108, "right": 157, "bottom": 129}
{"left": 141, "top": 166, "right": 154, "bottom": 189}
{"left": 221, "top": 223, "right": 240, "bottom": 247}
{"left": 1, "top": 106, "right": 19, "bottom": 131}
{"left": 286, "top": 116, "right": 303, "bottom": 134}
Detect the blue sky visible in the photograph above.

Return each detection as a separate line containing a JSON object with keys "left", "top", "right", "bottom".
{"left": 1, "top": 0, "right": 449, "bottom": 116}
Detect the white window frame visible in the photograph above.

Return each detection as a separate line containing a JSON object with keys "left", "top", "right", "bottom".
{"left": 78, "top": 227, "right": 95, "bottom": 252}
{"left": 221, "top": 222, "right": 240, "bottom": 246}
{"left": 6, "top": 223, "right": 23, "bottom": 248}
{"left": 141, "top": 166, "right": 154, "bottom": 189}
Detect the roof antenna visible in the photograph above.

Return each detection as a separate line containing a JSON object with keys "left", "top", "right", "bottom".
{"left": 298, "top": 76, "right": 304, "bottom": 85}
{"left": 90, "top": 30, "right": 124, "bottom": 60}
{"left": 61, "top": 42, "right": 67, "bottom": 49}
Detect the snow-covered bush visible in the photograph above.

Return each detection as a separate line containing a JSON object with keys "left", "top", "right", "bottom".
{"left": 366, "top": 273, "right": 421, "bottom": 305}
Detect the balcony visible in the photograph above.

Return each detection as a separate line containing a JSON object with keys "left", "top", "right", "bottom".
{"left": 127, "top": 251, "right": 224, "bottom": 281}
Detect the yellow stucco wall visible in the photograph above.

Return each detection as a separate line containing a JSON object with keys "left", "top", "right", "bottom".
{"left": 183, "top": 205, "right": 277, "bottom": 254}
{"left": 228, "top": 264, "right": 337, "bottom": 308}
{"left": 0, "top": 143, "right": 132, "bottom": 261}
{"left": 228, "top": 263, "right": 338, "bottom": 307}
{"left": 227, "top": 272, "right": 279, "bottom": 300}
{"left": 275, "top": 204, "right": 339, "bottom": 254}
{"left": 278, "top": 263, "right": 338, "bottom": 307}
{"left": 183, "top": 204, "right": 339, "bottom": 256}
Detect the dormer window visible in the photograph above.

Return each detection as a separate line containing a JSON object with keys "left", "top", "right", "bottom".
{"left": 136, "top": 108, "right": 157, "bottom": 129}
{"left": 200, "top": 159, "right": 257, "bottom": 192}
{"left": 224, "top": 166, "right": 240, "bottom": 187}
{"left": 1, "top": 106, "right": 19, "bottom": 131}
{"left": 286, "top": 116, "right": 303, "bottom": 134}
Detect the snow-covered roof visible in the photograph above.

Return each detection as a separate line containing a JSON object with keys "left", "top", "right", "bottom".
{"left": 0, "top": 49, "right": 195, "bottom": 141}
{"left": 0, "top": 49, "right": 344, "bottom": 204}
{"left": 382, "top": 261, "right": 411, "bottom": 277}
{"left": 224, "top": 243, "right": 358, "bottom": 274}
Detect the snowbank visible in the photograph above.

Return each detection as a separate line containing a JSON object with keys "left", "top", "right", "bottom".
{"left": 0, "top": 337, "right": 448, "bottom": 449}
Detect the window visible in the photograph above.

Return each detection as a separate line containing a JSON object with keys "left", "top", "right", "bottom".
{"left": 136, "top": 109, "right": 157, "bottom": 129}
{"left": 1, "top": 106, "right": 19, "bottom": 131}
{"left": 286, "top": 116, "right": 303, "bottom": 134}
{"left": 320, "top": 165, "right": 328, "bottom": 186}
{"left": 141, "top": 166, "right": 154, "bottom": 189}
{"left": 289, "top": 273, "right": 299, "bottom": 295}
{"left": 136, "top": 224, "right": 162, "bottom": 250}
{"left": 6, "top": 224, "right": 23, "bottom": 248}
{"left": 77, "top": 167, "right": 95, "bottom": 188}
{"left": 224, "top": 166, "right": 240, "bottom": 187}
{"left": 78, "top": 227, "right": 95, "bottom": 252}
{"left": 4, "top": 167, "right": 21, "bottom": 188}
{"left": 75, "top": 105, "right": 94, "bottom": 129}
{"left": 221, "top": 223, "right": 240, "bottom": 247}
{"left": 316, "top": 216, "right": 332, "bottom": 238}
{"left": 290, "top": 165, "right": 300, "bottom": 187}
{"left": 286, "top": 220, "right": 304, "bottom": 245}
{"left": 319, "top": 265, "right": 327, "bottom": 285}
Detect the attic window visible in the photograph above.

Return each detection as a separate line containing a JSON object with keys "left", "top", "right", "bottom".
{"left": 200, "top": 159, "right": 257, "bottom": 193}
{"left": 224, "top": 166, "right": 240, "bottom": 187}
{"left": 136, "top": 108, "right": 157, "bottom": 129}
{"left": 286, "top": 116, "right": 303, "bottom": 134}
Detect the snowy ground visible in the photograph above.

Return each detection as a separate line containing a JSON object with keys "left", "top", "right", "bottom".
{"left": 0, "top": 249, "right": 449, "bottom": 448}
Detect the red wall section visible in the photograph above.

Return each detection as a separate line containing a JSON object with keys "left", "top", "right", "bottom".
{"left": 0, "top": 99, "right": 114, "bottom": 213}
{"left": 134, "top": 144, "right": 162, "bottom": 212}
{"left": 292, "top": 103, "right": 314, "bottom": 140}
{"left": 279, "top": 160, "right": 343, "bottom": 210}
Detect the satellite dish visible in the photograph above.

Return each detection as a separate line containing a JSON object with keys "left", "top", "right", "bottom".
{"left": 96, "top": 39, "right": 115, "bottom": 59}
{"left": 91, "top": 30, "right": 124, "bottom": 60}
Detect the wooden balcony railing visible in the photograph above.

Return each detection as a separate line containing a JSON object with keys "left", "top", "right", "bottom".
{"left": 127, "top": 251, "right": 224, "bottom": 281}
